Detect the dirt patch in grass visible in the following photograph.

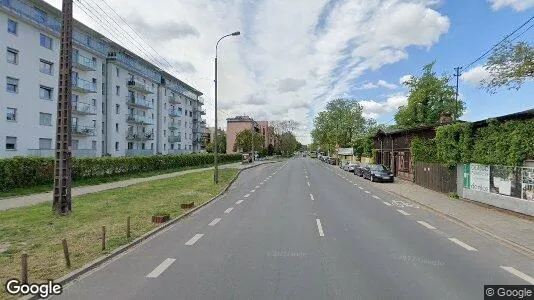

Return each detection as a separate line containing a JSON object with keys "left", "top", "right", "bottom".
{"left": 0, "top": 168, "right": 238, "bottom": 300}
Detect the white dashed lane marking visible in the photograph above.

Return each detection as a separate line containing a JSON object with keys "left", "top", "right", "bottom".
{"left": 364, "top": 191, "right": 370, "bottom": 194}
{"left": 224, "top": 207, "right": 234, "bottom": 214}
{"left": 383, "top": 202, "right": 392, "bottom": 206}
{"left": 310, "top": 193, "right": 315, "bottom": 201}
{"left": 448, "top": 238, "right": 478, "bottom": 251}
{"left": 316, "top": 219, "right": 325, "bottom": 237}
{"left": 185, "top": 234, "right": 204, "bottom": 246}
{"left": 397, "top": 209, "right": 410, "bottom": 216}
{"left": 255, "top": 185, "right": 259, "bottom": 188}
{"left": 250, "top": 189, "right": 256, "bottom": 193}
{"left": 235, "top": 200, "right": 244, "bottom": 205}
{"left": 500, "top": 266, "right": 534, "bottom": 284}
{"left": 244, "top": 194, "right": 250, "bottom": 198}
{"left": 146, "top": 258, "right": 176, "bottom": 278}
{"left": 307, "top": 182, "right": 310, "bottom": 187}
{"left": 358, "top": 187, "right": 364, "bottom": 190}
{"left": 417, "top": 221, "right": 436, "bottom": 230}
{"left": 208, "top": 218, "right": 221, "bottom": 226}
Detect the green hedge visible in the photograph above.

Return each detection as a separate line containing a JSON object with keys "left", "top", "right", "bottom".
{"left": 0, "top": 154, "right": 241, "bottom": 192}
{"left": 411, "top": 137, "right": 438, "bottom": 163}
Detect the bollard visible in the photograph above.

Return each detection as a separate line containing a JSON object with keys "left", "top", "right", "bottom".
{"left": 21, "top": 252, "right": 28, "bottom": 284}
{"left": 62, "top": 239, "right": 71, "bottom": 268}
{"left": 127, "top": 216, "right": 131, "bottom": 240}
{"left": 102, "top": 226, "right": 106, "bottom": 251}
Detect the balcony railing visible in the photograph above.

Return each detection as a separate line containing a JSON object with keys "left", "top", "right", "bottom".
{"left": 72, "top": 77, "right": 97, "bottom": 93}
{"left": 72, "top": 101, "right": 97, "bottom": 115}
{"left": 72, "top": 125, "right": 96, "bottom": 136}
{"left": 72, "top": 53, "right": 96, "bottom": 71}
{"left": 126, "top": 96, "right": 153, "bottom": 109}
{"left": 168, "top": 121, "right": 180, "bottom": 130}
{"left": 126, "top": 114, "right": 153, "bottom": 125}
{"left": 126, "top": 130, "right": 154, "bottom": 141}
{"left": 168, "top": 95, "right": 181, "bottom": 104}
{"left": 168, "top": 109, "right": 181, "bottom": 117}
{"left": 0, "top": 0, "right": 61, "bottom": 32}
{"left": 125, "top": 149, "right": 153, "bottom": 157}
{"left": 27, "top": 149, "right": 97, "bottom": 157}
{"left": 127, "top": 80, "right": 155, "bottom": 94}
{"left": 168, "top": 135, "right": 181, "bottom": 143}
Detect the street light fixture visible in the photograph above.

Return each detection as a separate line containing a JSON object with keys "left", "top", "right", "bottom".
{"left": 214, "top": 31, "right": 240, "bottom": 184}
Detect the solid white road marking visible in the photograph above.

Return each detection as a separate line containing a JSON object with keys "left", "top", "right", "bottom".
{"left": 364, "top": 191, "right": 370, "bottom": 194}
{"left": 448, "top": 238, "right": 478, "bottom": 251}
{"left": 500, "top": 266, "right": 534, "bottom": 284}
{"left": 146, "top": 258, "right": 176, "bottom": 278}
{"left": 383, "top": 202, "right": 392, "bottom": 206}
{"left": 417, "top": 221, "right": 436, "bottom": 230}
{"left": 250, "top": 189, "right": 256, "bottom": 193}
{"left": 235, "top": 200, "right": 244, "bottom": 205}
{"left": 358, "top": 187, "right": 364, "bottom": 190}
{"left": 185, "top": 234, "right": 204, "bottom": 246}
{"left": 244, "top": 194, "right": 250, "bottom": 198}
{"left": 307, "top": 181, "right": 310, "bottom": 187}
{"left": 224, "top": 207, "right": 234, "bottom": 213}
{"left": 397, "top": 209, "right": 410, "bottom": 216}
{"left": 209, "top": 218, "right": 221, "bottom": 226}
{"left": 310, "top": 193, "right": 315, "bottom": 201}
{"left": 372, "top": 195, "right": 381, "bottom": 199}
{"left": 316, "top": 219, "right": 325, "bottom": 237}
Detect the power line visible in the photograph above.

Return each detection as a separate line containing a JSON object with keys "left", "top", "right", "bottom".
{"left": 510, "top": 21, "right": 534, "bottom": 42}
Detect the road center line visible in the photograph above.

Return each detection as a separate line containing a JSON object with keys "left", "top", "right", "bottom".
{"left": 146, "top": 258, "right": 176, "bottom": 278}
{"left": 235, "top": 200, "right": 244, "bottom": 205}
{"left": 383, "top": 202, "right": 392, "bottom": 206}
{"left": 224, "top": 207, "right": 234, "bottom": 214}
{"left": 397, "top": 209, "right": 410, "bottom": 216}
{"left": 448, "top": 238, "right": 478, "bottom": 251}
{"left": 499, "top": 266, "right": 534, "bottom": 284}
{"left": 372, "top": 195, "right": 381, "bottom": 199}
{"left": 316, "top": 219, "right": 325, "bottom": 237}
{"left": 417, "top": 221, "right": 436, "bottom": 230}
{"left": 310, "top": 193, "right": 315, "bottom": 201}
{"left": 209, "top": 218, "right": 221, "bottom": 226}
{"left": 244, "top": 194, "right": 250, "bottom": 198}
{"left": 185, "top": 234, "right": 204, "bottom": 246}
{"left": 307, "top": 181, "right": 310, "bottom": 187}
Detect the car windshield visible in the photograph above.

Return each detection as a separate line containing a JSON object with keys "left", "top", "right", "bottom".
{"left": 370, "top": 165, "right": 388, "bottom": 172}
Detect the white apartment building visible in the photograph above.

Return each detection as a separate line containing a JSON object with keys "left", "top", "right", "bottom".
{"left": 0, "top": 0, "right": 205, "bottom": 158}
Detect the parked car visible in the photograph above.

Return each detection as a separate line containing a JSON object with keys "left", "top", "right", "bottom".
{"left": 343, "top": 163, "right": 357, "bottom": 172}
{"left": 362, "top": 164, "right": 394, "bottom": 182}
{"left": 354, "top": 164, "right": 366, "bottom": 177}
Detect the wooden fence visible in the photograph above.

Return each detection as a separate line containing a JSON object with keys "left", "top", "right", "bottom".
{"left": 414, "top": 162, "right": 457, "bottom": 194}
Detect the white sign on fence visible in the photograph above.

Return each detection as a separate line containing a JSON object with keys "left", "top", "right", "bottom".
{"left": 470, "top": 163, "right": 490, "bottom": 193}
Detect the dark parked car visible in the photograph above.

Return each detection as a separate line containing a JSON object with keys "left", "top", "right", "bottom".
{"left": 362, "top": 164, "right": 394, "bottom": 182}
{"left": 354, "top": 164, "right": 366, "bottom": 177}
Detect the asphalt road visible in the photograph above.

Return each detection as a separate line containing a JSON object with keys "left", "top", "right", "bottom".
{"left": 55, "top": 158, "right": 534, "bottom": 300}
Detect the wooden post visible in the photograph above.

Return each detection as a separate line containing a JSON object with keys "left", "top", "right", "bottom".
{"left": 101, "top": 226, "right": 106, "bottom": 251}
{"left": 62, "top": 239, "right": 71, "bottom": 268}
{"left": 126, "top": 216, "right": 131, "bottom": 239}
{"left": 21, "top": 252, "right": 28, "bottom": 284}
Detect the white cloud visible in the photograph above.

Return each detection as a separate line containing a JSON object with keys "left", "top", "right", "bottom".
{"left": 356, "top": 80, "right": 398, "bottom": 90}
{"left": 399, "top": 74, "right": 413, "bottom": 85}
{"left": 461, "top": 66, "right": 490, "bottom": 85}
{"left": 43, "top": 0, "right": 449, "bottom": 144}
{"left": 488, "top": 0, "right": 534, "bottom": 11}
{"left": 359, "top": 94, "right": 408, "bottom": 119}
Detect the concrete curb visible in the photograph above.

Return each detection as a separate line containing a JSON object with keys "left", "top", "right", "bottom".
{"left": 21, "top": 161, "right": 276, "bottom": 300}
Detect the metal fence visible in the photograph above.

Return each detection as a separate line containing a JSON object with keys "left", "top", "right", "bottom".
{"left": 414, "top": 162, "right": 457, "bottom": 194}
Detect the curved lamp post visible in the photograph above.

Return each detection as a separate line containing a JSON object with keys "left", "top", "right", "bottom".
{"left": 214, "top": 31, "right": 240, "bottom": 184}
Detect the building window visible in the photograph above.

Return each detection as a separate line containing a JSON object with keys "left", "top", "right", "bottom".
{"left": 151, "top": 143, "right": 154, "bottom": 150}
{"left": 141, "top": 143, "right": 145, "bottom": 150}
{"left": 6, "top": 107, "right": 17, "bottom": 121}
{"left": 102, "top": 83, "right": 105, "bottom": 95}
{"left": 164, "top": 144, "right": 166, "bottom": 150}
{"left": 5, "top": 136, "right": 17, "bottom": 150}
{"left": 128, "top": 142, "right": 133, "bottom": 150}
{"left": 116, "top": 67, "right": 119, "bottom": 77}
{"left": 92, "top": 99, "right": 96, "bottom": 106}
{"left": 102, "top": 122, "right": 104, "bottom": 134}
{"left": 115, "top": 85, "right": 120, "bottom": 96}
{"left": 6, "top": 77, "right": 19, "bottom": 93}
{"left": 40, "top": 34, "right": 52, "bottom": 49}
{"left": 164, "top": 117, "right": 166, "bottom": 123}
{"left": 164, "top": 130, "right": 166, "bottom": 137}
{"left": 190, "top": 111, "right": 192, "bottom": 117}
{"left": 92, "top": 120, "right": 96, "bottom": 128}
{"left": 185, "top": 109, "right": 188, "bottom": 115}
{"left": 39, "top": 138, "right": 52, "bottom": 150}
{"left": 170, "top": 143, "right": 174, "bottom": 150}
{"left": 39, "top": 60, "right": 53, "bottom": 75}
{"left": 7, "top": 19, "right": 17, "bottom": 35}
{"left": 115, "top": 104, "right": 120, "bottom": 114}
{"left": 39, "top": 112, "right": 52, "bottom": 126}
{"left": 115, "top": 123, "right": 119, "bottom": 132}
{"left": 92, "top": 141, "right": 97, "bottom": 150}
{"left": 39, "top": 86, "right": 53, "bottom": 100}
{"left": 7, "top": 48, "right": 18, "bottom": 64}
{"left": 115, "top": 142, "right": 119, "bottom": 151}
{"left": 102, "top": 63, "right": 105, "bottom": 76}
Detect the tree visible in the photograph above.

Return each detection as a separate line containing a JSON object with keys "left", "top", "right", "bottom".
{"left": 267, "top": 143, "right": 275, "bottom": 155}
{"left": 394, "top": 62, "right": 464, "bottom": 128}
{"left": 483, "top": 41, "right": 534, "bottom": 93}
{"left": 279, "top": 132, "right": 298, "bottom": 156}
{"left": 233, "top": 129, "right": 264, "bottom": 153}
{"left": 205, "top": 129, "right": 226, "bottom": 153}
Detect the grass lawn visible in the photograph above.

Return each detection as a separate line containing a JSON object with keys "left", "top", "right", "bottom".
{"left": 0, "top": 161, "right": 239, "bottom": 199}
{"left": 0, "top": 168, "right": 238, "bottom": 300}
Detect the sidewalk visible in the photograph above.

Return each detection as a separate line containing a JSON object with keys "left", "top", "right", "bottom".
{"left": 0, "top": 161, "right": 272, "bottom": 211}
{"left": 375, "top": 178, "right": 534, "bottom": 255}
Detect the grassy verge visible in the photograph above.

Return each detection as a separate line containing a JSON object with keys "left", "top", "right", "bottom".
{"left": 0, "top": 168, "right": 238, "bottom": 300}
{"left": 0, "top": 161, "right": 238, "bottom": 199}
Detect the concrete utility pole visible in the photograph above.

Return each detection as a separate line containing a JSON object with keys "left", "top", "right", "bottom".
{"left": 53, "top": 0, "right": 74, "bottom": 215}
{"left": 454, "top": 66, "right": 462, "bottom": 121}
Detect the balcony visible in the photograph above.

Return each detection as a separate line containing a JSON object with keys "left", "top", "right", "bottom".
{"left": 127, "top": 80, "right": 155, "bottom": 94}
{"left": 72, "top": 77, "right": 97, "bottom": 93}
{"left": 72, "top": 101, "right": 97, "bottom": 115}
{"left": 200, "top": 110, "right": 206, "bottom": 115}
{"left": 168, "top": 109, "right": 181, "bottom": 117}
{"left": 72, "top": 53, "right": 96, "bottom": 71}
{"left": 168, "top": 95, "right": 181, "bottom": 105}
{"left": 72, "top": 125, "right": 96, "bottom": 136}
{"left": 125, "top": 149, "right": 153, "bottom": 157}
{"left": 27, "top": 149, "right": 97, "bottom": 157}
{"left": 126, "top": 114, "right": 153, "bottom": 125}
{"left": 126, "top": 130, "right": 154, "bottom": 141}
{"left": 168, "top": 135, "right": 181, "bottom": 143}
{"left": 126, "top": 95, "right": 153, "bottom": 109}
{"left": 168, "top": 121, "right": 180, "bottom": 130}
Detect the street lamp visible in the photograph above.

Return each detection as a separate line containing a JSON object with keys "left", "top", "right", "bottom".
{"left": 214, "top": 31, "right": 240, "bottom": 184}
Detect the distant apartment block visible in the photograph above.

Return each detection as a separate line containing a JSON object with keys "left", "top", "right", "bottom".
{"left": 0, "top": 0, "right": 205, "bottom": 158}
{"left": 226, "top": 116, "right": 271, "bottom": 154}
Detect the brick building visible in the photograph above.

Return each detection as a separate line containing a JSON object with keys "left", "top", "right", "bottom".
{"left": 226, "top": 116, "right": 270, "bottom": 154}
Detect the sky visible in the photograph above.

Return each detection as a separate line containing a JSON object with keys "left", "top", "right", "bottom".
{"left": 43, "top": 0, "right": 534, "bottom": 144}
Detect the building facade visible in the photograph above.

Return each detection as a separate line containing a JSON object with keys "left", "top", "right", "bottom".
{"left": 226, "top": 116, "right": 268, "bottom": 154}
{"left": 0, "top": 0, "right": 205, "bottom": 158}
